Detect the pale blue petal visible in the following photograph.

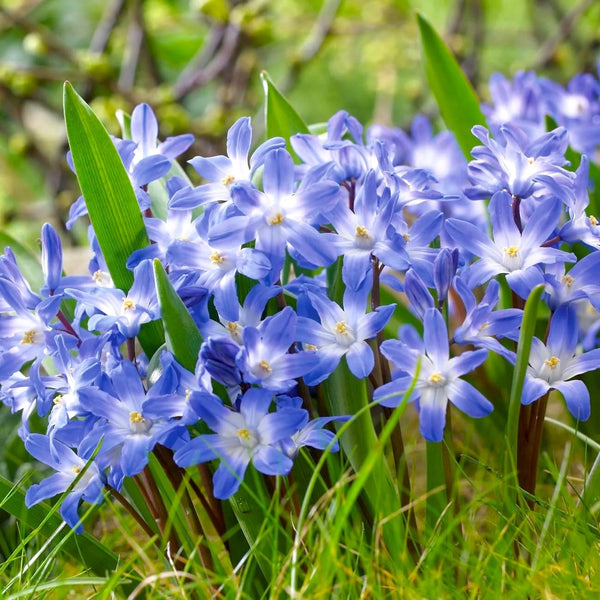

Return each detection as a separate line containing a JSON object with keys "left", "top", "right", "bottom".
{"left": 447, "top": 379, "right": 493, "bottom": 417}
{"left": 554, "top": 379, "right": 590, "bottom": 421}
{"left": 253, "top": 445, "right": 294, "bottom": 476}
{"left": 521, "top": 376, "right": 550, "bottom": 405}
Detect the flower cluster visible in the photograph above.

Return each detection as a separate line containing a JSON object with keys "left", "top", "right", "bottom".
{"left": 3, "top": 68, "right": 600, "bottom": 530}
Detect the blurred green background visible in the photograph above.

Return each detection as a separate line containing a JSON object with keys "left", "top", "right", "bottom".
{"left": 0, "top": 0, "right": 599, "bottom": 250}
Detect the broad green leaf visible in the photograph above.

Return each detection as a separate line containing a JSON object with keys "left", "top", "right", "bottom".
{"left": 260, "top": 70, "right": 309, "bottom": 156}
{"left": 0, "top": 475, "right": 137, "bottom": 593}
{"left": 63, "top": 82, "right": 149, "bottom": 293}
{"left": 504, "top": 284, "right": 545, "bottom": 505}
{"left": 417, "top": 13, "right": 486, "bottom": 158}
{"left": 64, "top": 83, "right": 165, "bottom": 357}
{"left": 321, "top": 358, "right": 406, "bottom": 554}
{"left": 153, "top": 260, "right": 202, "bottom": 372}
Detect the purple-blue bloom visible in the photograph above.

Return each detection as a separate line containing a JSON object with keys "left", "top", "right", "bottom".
{"left": 374, "top": 308, "right": 491, "bottom": 442}
{"left": 465, "top": 124, "right": 571, "bottom": 200}
{"left": 296, "top": 282, "right": 395, "bottom": 384}
{"left": 236, "top": 307, "right": 318, "bottom": 392}
{"left": 208, "top": 148, "right": 341, "bottom": 275}
{"left": 78, "top": 360, "right": 175, "bottom": 489}
{"left": 173, "top": 387, "right": 307, "bottom": 499}
{"left": 522, "top": 305, "right": 600, "bottom": 420}
{"left": 25, "top": 433, "right": 105, "bottom": 532}
{"left": 446, "top": 191, "right": 575, "bottom": 299}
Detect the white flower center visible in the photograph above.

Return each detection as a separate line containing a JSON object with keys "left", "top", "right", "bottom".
{"left": 428, "top": 371, "right": 446, "bottom": 387}
{"left": 129, "top": 411, "right": 152, "bottom": 434}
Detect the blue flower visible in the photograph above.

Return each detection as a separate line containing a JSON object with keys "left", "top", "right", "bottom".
{"left": 522, "top": 305, "right": 600, "bottom": 420}
{"left": 236, "top": 307, "right": 318, "bottom": 392}
{"left": 465, "top": 124, "right": 571, "bottom": 200}
{"left": 544, "top": 249, "right": 600, "bottom": 312}
{"left": 25, "top": 433, "right": 104, "bottom": 532}
{"left": 66, "top": 260, "right": 159, "bottom": 339}
{"left": 540, "top": 73, "right": 600, "bottom": 154}
{"left": 374, "top": 308, "right": 491, "bottom": 442}
{"left": 78, "top": 361, "right": 174, "bottom": 489}
{"left": 174, "top": 388, "right": 307, "bottom": 499}
{"left": 208, "top": 148, "right": 341, "bottom": 275}
{"left": 169, "top": 117, "right": 284, "bottom": 217}
{"left": 451, "top": 277, "right": 521, "bottom": 361}
{"left": 296, "top": 282, "right": 395, "bottom": 384}
{"left": 327, "top": 169, "right": 409, "bottom": 290}
{"left": 482, "top": 71, "right": 546, "bottom": 140}
{"left": 446, "top": 191, "right": 575, "bottom": 299}
{"left": 548, "top": 156, "right": 600, "bottom": 251}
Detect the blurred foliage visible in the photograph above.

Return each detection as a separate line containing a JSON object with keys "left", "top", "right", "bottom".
{"left": 1, "top": 0, "right": 599, "bottom": 248}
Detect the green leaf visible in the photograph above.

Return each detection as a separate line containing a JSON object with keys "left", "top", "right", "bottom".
{"left": 0, "top": 231, "right": 43, "bottom": 290}
{"left": 227, "top": 471, "right": 284, "bottom": 584}
{"left": 416, "top": 13, "right": 486, "bottom": 158}
{"left": 321, "top": 359, "right": 405, "bottom": 552}
{"left": 260, "top": 70, "right": 309, "bottom": 157}
{"left": 0, "top": 475, "right": 137, "bottom": 593}
{"left": 63, "top": 82, "right": 149, "bottom": 293}
{"left": 153, "top": 259, "right": 202, "bottom": 372}
{"left": 63, "top": 82, "right": 165, "bottom": 357}
{"left": 503, "top": 284, "right": 545, "bottom": 504}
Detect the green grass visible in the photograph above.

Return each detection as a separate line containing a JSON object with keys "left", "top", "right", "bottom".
{"left": 1, "top": 411, "right": 599, "bottom": 599}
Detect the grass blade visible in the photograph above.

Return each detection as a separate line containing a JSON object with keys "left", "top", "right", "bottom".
{"left": 0, "top": 475, "right": 131, "bottom": 585}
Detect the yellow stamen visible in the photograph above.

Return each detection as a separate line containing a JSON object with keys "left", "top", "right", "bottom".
{"left": 129, "top": 411, "right": 146, "bottom": 424}
{"left": 528, "top": 157, "right": 534, "bottom": 164}
{"left": 268, "top": 212, "right": 284, "bottom": 226}
{"left": 210, "top": 251, "right": 225, "bottom": 264}
{"left": 562, "top": 274, "right": 574, "bottom": 288}
{"left": 590, "top": 215, "right": 598, "bottom": 227}
{"left": 503, "top": 246, "right": 519, "bottom": 258}
{"left": 227, "top": 321, "right": 240, "bottom": 335}
{"left": 238, "top": 428, "right": 251, "bottom": 441}
{"left": 122, "top": 299, "right": 135, "bottom": 311}
{"left": 72, "top": 465, "right": 82, "bottom": 474}
{"left": 305, "top": 343, "right": 318, "bottom": 351}
{"left": 20, "top": 330, "right": 37, "bottom": 345}
{"left": 335, "top": 321, "right": 348, "bottom": 335}
{"left": 259, "top": 359, "right": 272, "bottom": 373}
{"left": 402, "top": 233, "right": 411, "bottom": 243}
{"left": 355, "top": 225, "right": 370, "bottom": 238}
{"left": 53, "top": 395, "right": 63, "bottom": 405}
{"left": 221, "top": 174, "right": 235, "bottom": 186}
{"left": 429, "top": 372, "right": 444, "bottom": 385}
{"left": 544, "top": 356, "right": 560, "bottom": 369}
{"left": 184, "top": 389, "right": 192, "bottom": 402}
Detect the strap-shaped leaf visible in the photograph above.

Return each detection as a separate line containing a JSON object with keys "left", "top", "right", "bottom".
{"left": 153, "top": 260, "right": 202, "bottom": 372}
{"left": 261, "top": 70, "right": 309, "bottom": 155}
{"left": 63, "top": 82, "right": 149, "bottom": 293}
{"left": 417, "top": 14, "right": 486, "bottom": 158}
